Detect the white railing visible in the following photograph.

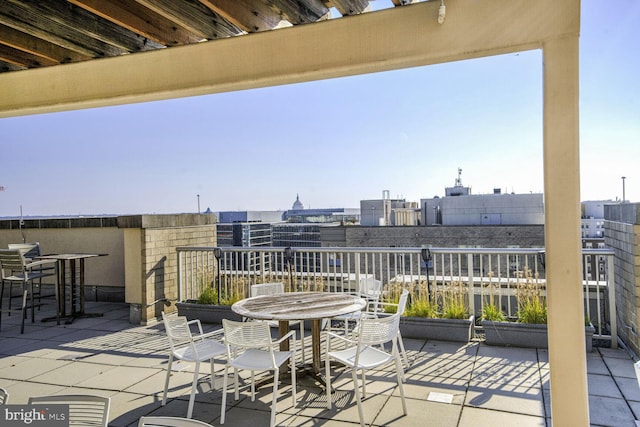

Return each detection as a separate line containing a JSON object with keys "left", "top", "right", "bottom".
{"left": 176, "top": 246, "right": 616, "bottom": 346}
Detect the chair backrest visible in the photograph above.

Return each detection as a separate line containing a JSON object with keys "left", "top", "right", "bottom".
{"left": 8, "top": 242, "right": 41, "bottom": 260}
{"left": 396, "top": 289, "right": 410, "bottom": 316}
{"left": 0, "top": 387, "right": 8, "bottom": 404}
{"left": 138, "top": 416, "right": 213, "bottom": 427}
{"left": 161, "top": 312, "right": 195, "bottom": 353}
{"left": 222, "top": 319, "right": 272, "bottom": 351}
{"left": 0, "top": 249, "right": 25, "bottom": 278}
{"left": 358, "top": 313, "right": 401, "bottom": 346}
{"left": 28, "top": 394, "right": 110, "bottom": 427}
{"left": 358, "top": 277, "right": 382, "bottom": 299}
{"left": 250, "top": 282, "right": 285, "bottom": 297}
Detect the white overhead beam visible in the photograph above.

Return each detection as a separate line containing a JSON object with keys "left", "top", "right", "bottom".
{"left": 0, "top": 0, "right": 579, "bottom": 118}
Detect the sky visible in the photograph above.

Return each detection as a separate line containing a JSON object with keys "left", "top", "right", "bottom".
{"left": 1, "top": 1, "right": 639, "bottom": 217}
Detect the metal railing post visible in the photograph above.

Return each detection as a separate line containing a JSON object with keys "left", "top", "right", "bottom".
{"left": 467, "top": 253, "right": 475, "bottom": 316}
{"left": 607, "top": 253, "right": 618, "bottom": 348}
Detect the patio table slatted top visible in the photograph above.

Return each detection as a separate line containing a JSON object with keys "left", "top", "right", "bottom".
{"left": 231, "top": 291, "right": 366, "bottom": 321}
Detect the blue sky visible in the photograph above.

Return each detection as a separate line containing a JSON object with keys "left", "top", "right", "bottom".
{"left": 1, "top": 1, "right": 638, "bottom": 217}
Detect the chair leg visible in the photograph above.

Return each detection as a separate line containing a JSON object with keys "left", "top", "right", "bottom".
{"left": 29, "top": 283, "right": 35, "bottom": 324}
{"left": 20, "top": 287, "right": 28, "bottom": 334}
{"left": 352, "top": 369, "right": 365, "bottom": 427}
{"left": 270, "top": 367, "right": 279, "bottom": 427}
{"left": 299, "top": 323, "right": 306, "bottom": 365}
{"left": 395, "top": 355, "right": 408, "bottom": 415}
{"left": 210, "top": 358, "right": 215, "bottom": 390}
{"left": 162, "top": 354, "right": 173, "bottom": 406}
{"left": 361, "top": 371, "right": 367, "bottom": 398}
{"left": 290, "top": 353, "right": 297, "bottom": 405}
{"left": 233, "top": 367, "right": 239, "bottom": 401}
{"left": 250, "top": 370, "right": 255, "bottom": 401}
{"left": 325, "top": 349, "right": 332, "bottom": 409}
{"left": 187, "top": 360, "right": 200, "bottom": 418}
{"left": 221, "top": 364, "right": 229, "bottom": 424}
{"left": 398, "top": 331, "right": 409, "bottom": 369}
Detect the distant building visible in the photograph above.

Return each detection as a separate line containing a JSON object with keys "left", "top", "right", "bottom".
{"left": 283, "top": 194, "right": 359, "bottom": 224}
{"left": 217, "top": 210, "right": 284, "bottom": 223}
{"left": 420, "top": 169, "right": 544, "bottom": 226}
{"left": 216, "top": 222, "right": 272, "bottom": 247}
{"left": 581, "top": 200, "right": 613, "bottom": 242}
{"left": 216, "top": 195, "right": 358, "bottom": 249}
{"left": 360, "top": 190, "right": 418, "bottom": 226}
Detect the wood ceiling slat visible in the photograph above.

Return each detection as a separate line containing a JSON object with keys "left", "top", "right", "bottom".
{"left": 198, "top": 0, "right": 286, "bottom": 33}
{"left": 134, "top": 0, "right": 243, "bottom": 40}
{"left": 0, "top": 0, "right": 383, "bottom": 74}
{"left": 331, "top": 0, "right": 371, "bottom": 16}
{"left": 11, "top": 0, "right": 161, "bottom": 54}
{"left": 0, "top": 43, "right": 58, "bottom": 68}
{"left": 0, "top": 1, "right": 126, "bottom": 57}
{"left": 0, "top": 58, "right": 24, "bottom": 72}
{"left": 266, "top": 0, "right": 330, "bottom": 24}
{"left": 69, "top": 0, "right": 202, "bottom": 46}
{"left": 0, "top": 23, "right": 90, "bottom": 63}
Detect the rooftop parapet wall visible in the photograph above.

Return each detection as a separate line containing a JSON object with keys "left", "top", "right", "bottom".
{"left": 0, "top": 214, "right": 217, "bottom": 324}
{"left": 119, "top": 214, "right": 217, "bottom": 325}
{"left": 604, "top": 203, "right": 640, "bottom": 356}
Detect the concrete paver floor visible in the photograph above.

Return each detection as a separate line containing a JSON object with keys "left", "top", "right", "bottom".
{"left": 0, "top": 302, "right": 638, "bottom": 427}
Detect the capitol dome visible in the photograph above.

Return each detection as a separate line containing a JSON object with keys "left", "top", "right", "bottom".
{"left": 292, "top": 194, "right": 304, "bottom": 210}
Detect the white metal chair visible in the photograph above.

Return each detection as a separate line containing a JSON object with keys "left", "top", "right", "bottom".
{"left": 368, "top": 288, "right": 410, "bottom": 368}
{"left": 220, "top": 319, "right": 297, "bottom": 427}
{"left": 28, "top": 394, "right": 110, "bottom": 427}
{"left": 138, "top": 416, "right": 213, "bottom": 427}
{"left": 0, "top": 249, "right": 58, "bottom": 333}
{"left": 328, "top": 277, "right": 382, "bottom": 338}
{"left": 325, "top": 313, "right": 407, "bottom": 427}
{"left": 250, "top": 282, "right": 306, "bottom": 364}
{"left": 0, "top": 387, "right": 8, "bottom": 404}
{"left": 161, "top": 312, "right": 226, "bottom": 419}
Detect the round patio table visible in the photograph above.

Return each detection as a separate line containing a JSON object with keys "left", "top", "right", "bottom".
{"left": 232, "top": 291, "right": 366, "bottom": 374}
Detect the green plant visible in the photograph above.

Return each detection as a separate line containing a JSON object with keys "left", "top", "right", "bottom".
{"left": 401, "top": 279, "right": 469, "bottom": 319}
{"left": 197, "top": 286, "right": 218, "bottom": 304}
{"left": 480, "top": 272, "right": 506, "bottom": 321}
{"left": 195, "top": 272, "right": 246, "bottom": 306}
{"left": 439, "top": 280, "right": 470, "bottom": 319}
{"left": 481, "top": 304, "right": 506, "bottom": 321}
{"left": 515, "top": 269, "right": 547, "bottom": 324}
{"left": 405, "top": 294, "right": 439, "bottom": 318}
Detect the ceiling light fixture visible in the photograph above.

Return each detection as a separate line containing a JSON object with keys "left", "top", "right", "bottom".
{"left": 438, "top": 0, "right": 446, "bottom": 24}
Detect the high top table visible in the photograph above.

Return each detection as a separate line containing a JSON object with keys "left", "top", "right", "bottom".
{"left": 37, "top": 253, "right": 107, "bottom": 324}
{"left": 232, "top": 291, "right": 366, "bottom": 374}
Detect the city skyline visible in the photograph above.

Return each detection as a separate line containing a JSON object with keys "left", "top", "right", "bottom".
{"left": 1, "top": 1, "right": 638, "bottom": 217}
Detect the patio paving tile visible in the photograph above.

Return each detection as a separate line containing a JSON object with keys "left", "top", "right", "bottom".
{"left": 588, "top": 373, "right": 624, "bottom": 398}
{"left": 458, "top": 406, "right": 546, "bottom": 427}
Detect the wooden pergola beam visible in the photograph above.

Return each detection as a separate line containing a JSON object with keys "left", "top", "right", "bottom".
{"left": 0, "top": 0, "right": 578, "bottom": 118}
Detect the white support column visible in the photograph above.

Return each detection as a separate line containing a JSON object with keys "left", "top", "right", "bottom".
{"left": 543, "top": 35, "right": 588, "bottom": 425}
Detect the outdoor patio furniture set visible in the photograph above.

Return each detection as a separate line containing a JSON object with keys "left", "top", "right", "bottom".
{"left": 162, "top": 282, "right": 409, "bottom": 427}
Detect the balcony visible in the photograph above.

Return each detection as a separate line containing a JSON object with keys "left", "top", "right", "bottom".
{"left": 0, "top": 300, "right": 636, "bottom": 426}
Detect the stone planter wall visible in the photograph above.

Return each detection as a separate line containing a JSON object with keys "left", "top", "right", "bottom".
{"left": 482, "top": 320, "right": 596, "bottom": 351}
{"left": 400, "top": 316, "right": 475, "bottom": 342}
